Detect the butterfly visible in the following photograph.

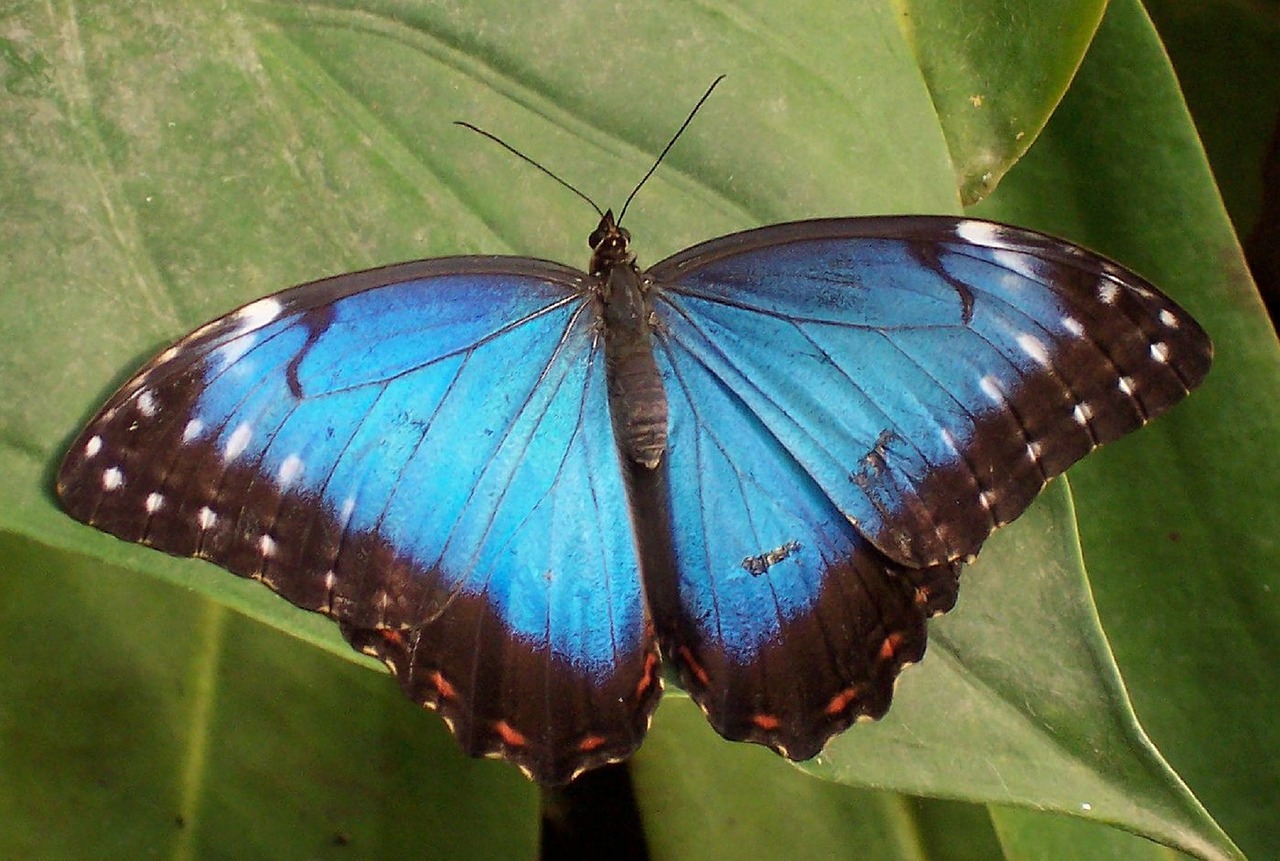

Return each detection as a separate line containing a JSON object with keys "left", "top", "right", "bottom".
{"left": 56, "top": 88, "right": 1212, "bottom": 786}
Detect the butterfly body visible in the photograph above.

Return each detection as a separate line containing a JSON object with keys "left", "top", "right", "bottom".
{"left": 57, "top": 213, "right": 1211, "bottom": 784}
{"left": 595, "top": 210, "right": 669, "bottom": 469}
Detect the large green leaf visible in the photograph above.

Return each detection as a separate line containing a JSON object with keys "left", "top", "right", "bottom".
{"left": 973, "top": 2, "right": 1280, "bottom": 860}
{"left": 1, "top": 1, "right": 1267, "bottom": 858}
{"left": 0, "top": 532, "right": 539, "bottom": 858}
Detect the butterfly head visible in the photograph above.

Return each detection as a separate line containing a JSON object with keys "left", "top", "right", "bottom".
{"left": 589, "top": 210, "right": 635, "bottom": 276}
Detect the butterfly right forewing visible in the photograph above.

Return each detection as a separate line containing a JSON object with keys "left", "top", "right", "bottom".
{"left": 647, "top": 216, "right": 1212, "bottom": 569}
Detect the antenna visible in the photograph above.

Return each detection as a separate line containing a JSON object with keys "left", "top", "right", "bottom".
{"left": 457, "top": 75, "right": 725, "bottom": 223}
{"left": 618, "top": 74, "right": 725, "bottom": 224}
{"left": 454, "top": 121, "right": 604, "bottom": 217}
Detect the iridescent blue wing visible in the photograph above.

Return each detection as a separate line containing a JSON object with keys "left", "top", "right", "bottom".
{"left": 57, "top": 259, "right": 661, "bottom": 785}
{"left": 643, "top": 216, "right": 1210, "bottom": 754}
{"left": 650, "top": 217, "right": 1212, "bottom": 568}
{"left": 634, "top": 347, "right": 962, "bottom": 757}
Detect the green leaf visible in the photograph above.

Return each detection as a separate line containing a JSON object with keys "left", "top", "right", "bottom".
{"left": 797, "top": 490, "right": 1233, "bottom": 859}
{"left": 902, "top": 0, "right": 1109, "bottom": 204}
{"left": 0, "top": 532, "right": 539, "bottom": 857}
{"left": 1, "top": 1, "right": 1264, "bottom": 858}
{"left": 636, "top": 701, "right": 939, "bottom": 861}
{"left": 973, "top": 2, "right": 1280, "bottom": 859}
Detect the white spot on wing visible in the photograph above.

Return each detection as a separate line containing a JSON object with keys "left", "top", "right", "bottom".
{"left": 258, "top": 534, "right": 277, "bottom": 557}
{"left": 197, "top": 506, "right": 217, "bottom": 530}
{"left": 1073, "top": 403, "right": 1094, "bottom": 426}
{"left": 955, "top": 221, "right": 1042, "bottom": 281}
{"left": 102, "top": 467, "right": 124, "bottom": 491}
{"left": 1118, "top": 376, "right": 1136, "bottom": 396}
{"left": 183, "top": 418, "right": 205, "bottom": 443}
{"left": 339, "top": 497, "right": 356, "bottom": 529}
{"left": 955, "top": 220, "right": 1004, "bottom": 246}
{"left": 980, "top": 375, "right": 1004, "bottom": 403}
{"left": 158, "top": 345, "right": 181, "bottom": 364}
{"left": 85, "top": 435, "right": 103, "bottom": 458}
{"left": 136, "top": 389, "right": 158, "bottom": 417}
{"left": 278, "top": 454, "right": 304, "bottom": 486}
{"left": 1026, "top": 441, "right": 1043, "bottom": 463}
{"left": 224, "top": 422, "right": 252, "bottom": 461}
{"left": 1150, "top": 342, "right": 1171, "bottom": 363}
{"left": 939, "top": 428, "right": 960, "bottom": 455}
{"left": 1017, "top": 333, "right": 1052, "bottom": 368}
{"left": 1061, "top": 316, "right": 1084, "bottom": 337}
{"left": 1159, "top": 309, "right": 1179, "bottom": 328}
{"left": 235, "top": 297, "right": 283, "bottom": 330}
{"left": 978, "top": 490, "right": 997, "bottom": 511}
{"left": 1098, "top": 280, "right": 1120, "bottom": 304}
{"left": 145, "top": 492, "right": 165, "bottom": 513}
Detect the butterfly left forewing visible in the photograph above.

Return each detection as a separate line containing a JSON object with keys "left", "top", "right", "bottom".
{"left": 58, "top": 259, "right": 661, "bottom": 785}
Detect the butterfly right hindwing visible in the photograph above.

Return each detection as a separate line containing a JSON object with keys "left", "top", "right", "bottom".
{"left": 636, "top": 331, "right": 961, "bottom": 757}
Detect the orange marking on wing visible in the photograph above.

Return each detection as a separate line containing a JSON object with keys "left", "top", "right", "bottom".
{"left": 493, "top": 720, "right": 527, "bottom": 748}
{"left": 577, "top": 734, "right": 607, "bottom": 753}
{"left": 636, "top": 649, "right": 660, "bottom": 695}
{"left": 429, "top": 670, "right": 457, "bottom": 701}
{"left": 825, "top": 686, "right": 860, "bottom": 716}
{"left": 677, "top": 646, "right": 710, "bottom": 687}
{"left": 913, "top": 586, "right": 932, "bottom": 608}
{"left": 379, "top": 629, "right": 405, "bottom": 647}
{"left": 879, "top": 631, "right": 904, "bottom": 662}
{"left": 751, "top": 713, "right": 781, "bottom": 731}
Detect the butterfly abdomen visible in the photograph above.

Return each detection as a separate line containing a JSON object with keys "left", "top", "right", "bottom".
{"left": 600, "top": 254, "right": 668, "bottom": 469}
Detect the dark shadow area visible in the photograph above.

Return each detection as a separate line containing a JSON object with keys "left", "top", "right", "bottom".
{"left": 1245, "top": 111, "right": 1280, "bottom": 331}
{"left": 541, "top": 764, "right": 648, "bottom": 861}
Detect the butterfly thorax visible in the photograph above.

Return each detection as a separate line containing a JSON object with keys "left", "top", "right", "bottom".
{"left": 591, "top": 210, "right": 668, "bottom": 469}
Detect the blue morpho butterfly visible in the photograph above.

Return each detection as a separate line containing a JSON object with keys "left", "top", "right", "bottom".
{"left": 57, "top": 79, "right": 1212, "bottom": 785}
